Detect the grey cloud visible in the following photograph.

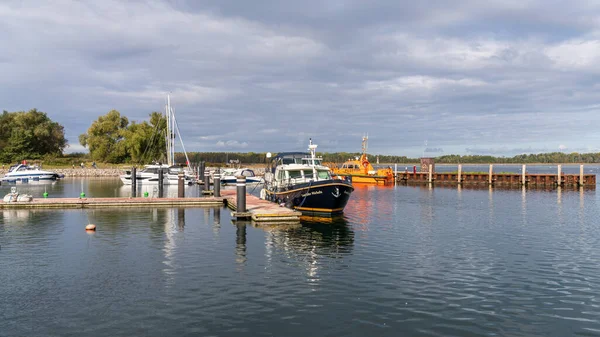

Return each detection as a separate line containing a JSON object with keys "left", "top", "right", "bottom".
{"left": 1, "top": 1, "right": 600, "bottom": 157}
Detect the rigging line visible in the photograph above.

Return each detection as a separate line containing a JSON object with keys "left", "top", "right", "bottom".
{"left": 170, "top": 107, "right": 192, "bottom": 167}
{"left": 139, "top": 113, "right": 164, "bottom": 164}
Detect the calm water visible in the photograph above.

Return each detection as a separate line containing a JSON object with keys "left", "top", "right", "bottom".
{"left": 1, "top": 178, "right": 600, "bottom": 336}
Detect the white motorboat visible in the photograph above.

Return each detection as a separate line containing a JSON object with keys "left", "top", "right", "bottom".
{"left": 120, "top": 163, "right": 195, "bottom": 185}
{"left": 1, "top": 164, "right": 63, "bottom": 183}
{"left": 219, "top": 168, "right": 264, "bottom": 185}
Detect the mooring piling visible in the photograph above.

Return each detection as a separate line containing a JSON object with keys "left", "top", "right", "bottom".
{"left": 557, "top": 164, "right": 562, "bottom": 186}
{"left": 458, "top": 164, "right": 462, "bottom": 184}
{"left": 131, "top": 167, "right": 137, "bottom": 197}
{"left": 158, "top": 169, "right": 164, "bottom": 197}
{"left": 580, "top": 164, "right": 584, "bottom": 186}
{"left": 522, "top": 165, "right": 527, "bottom": 185}
{"left": 178, "top": 172, "right": 184, "bottom": 198}
{"left": 213, "top": 172, "right": 221, "bottom": 197}
{"left": 488, "top": 164, "right": 493, "bottom": 185}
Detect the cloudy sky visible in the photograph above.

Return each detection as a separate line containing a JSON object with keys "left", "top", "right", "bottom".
{"left": 1, "top": 0, "right": 600, "bottom": 157}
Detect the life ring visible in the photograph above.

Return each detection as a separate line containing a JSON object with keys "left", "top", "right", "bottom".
{"left": 362, "top": 161, "right": 368, "bottom": 168}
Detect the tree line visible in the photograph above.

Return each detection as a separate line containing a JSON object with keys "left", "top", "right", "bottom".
{"left": 3, "top": 108, "right": 600, "bottom": 165}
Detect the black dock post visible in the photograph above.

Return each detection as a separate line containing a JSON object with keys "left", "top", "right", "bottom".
{"left": 204, "top": 169, "right": 210, "bottom": 191}
{"left": 178, "top": 172, "right": 184, "bottom": 198}
{"left": 199, "top": 161, "right": 205, "bottom": 183}
{"left": 236, "top": 176, "right": 246, "bottom": 212}
{"left": 231, "top": 176, "right": 251, "bottom": 220}
{"left": 158, "top": 169, "right": 164, "bottom": 197}
{"left": 213, "top": 171, "right": 221, "bottom": 197}
{"left": 131, "top": 167, "right": 137, "bottom": 197}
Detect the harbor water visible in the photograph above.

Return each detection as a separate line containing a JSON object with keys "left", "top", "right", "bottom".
{"left": 1, "top": 177, "right": 600, "bottom": 336}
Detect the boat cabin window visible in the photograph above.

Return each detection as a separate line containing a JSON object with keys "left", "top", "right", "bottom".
{"left": 318, "top": 170, "right": 331, "bottom": 179}
{"left": 277, "top": 170, "right": 286, "bottom": 181}
{"left": 287, "top": 170, "right": 303, "bottom": 179}
{"left": 241, "top": 170, "right": 254, "bottom": 177}
{"left": 302, "top": 170, "right": 315, "bottom": 179}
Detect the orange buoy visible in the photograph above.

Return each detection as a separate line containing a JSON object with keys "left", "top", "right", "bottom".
{"left": 85, "top": 224, "right": 96, "bottom": 231}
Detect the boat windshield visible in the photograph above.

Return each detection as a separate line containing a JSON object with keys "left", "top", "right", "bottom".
{"left": 301, "top": 158, "right": 322, "bottom": 166}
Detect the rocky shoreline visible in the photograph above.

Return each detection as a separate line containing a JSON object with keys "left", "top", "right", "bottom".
{"left": 0, "top": 168, "right": 125, "bottom": 178}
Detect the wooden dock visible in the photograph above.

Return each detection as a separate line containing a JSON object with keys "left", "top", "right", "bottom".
{"left": 0, "top": 191, "right": 301, "bottom": 224}
{"left": 220, "top": 190, "right": 302, "bottom": 224}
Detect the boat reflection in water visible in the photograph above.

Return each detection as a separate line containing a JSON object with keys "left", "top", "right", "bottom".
{"left": 254, "top": 217, "right": 354, "bottom": 282}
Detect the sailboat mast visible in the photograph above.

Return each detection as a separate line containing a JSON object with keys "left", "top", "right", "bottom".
{"left": 166, "top": 94, "right": 174, "bottom": 166}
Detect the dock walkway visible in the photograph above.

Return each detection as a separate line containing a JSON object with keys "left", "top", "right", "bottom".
{"left": 0, "top": 190, "right": 301, "bottom": 224}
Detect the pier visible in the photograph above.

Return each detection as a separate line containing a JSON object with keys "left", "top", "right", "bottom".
{"left": 0, "top": 190, "right": 301, "bottom": 224}
{"left": 395, "top": 164, "right": 596, "bottom": 187}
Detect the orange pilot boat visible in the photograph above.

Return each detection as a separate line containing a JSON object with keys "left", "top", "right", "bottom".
{"left": 331, "top": 136, "right": 394, "bottom": 185}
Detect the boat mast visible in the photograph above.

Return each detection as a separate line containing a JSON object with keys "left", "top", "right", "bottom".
{"left": 166, "top": 95, "right": 172, "bottom": 166}
{"left": 308, "top": 138, "right": 318, "bottom": 180}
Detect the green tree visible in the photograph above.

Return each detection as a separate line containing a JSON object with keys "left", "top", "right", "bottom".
{"left": 79, "top": 110, "right": 129, "bottom": 163}
{"left": 122, "top": 112, "right": 167, "bottom": 164}
{"left": 0, "top": 109, "right": 67, "bottom": 162}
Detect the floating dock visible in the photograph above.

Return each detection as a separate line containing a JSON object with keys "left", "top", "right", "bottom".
{"left": 220, "top": 190, "right": 302, "bottom": 224}
{"left": 0, "top": 191, "right": 301, "bottom": 224}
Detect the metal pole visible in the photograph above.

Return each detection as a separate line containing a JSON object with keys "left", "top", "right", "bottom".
{"left": 131, "top": 167, "right": 137, "bottom": 197}
{"left": 178, "top": 171, "right": 185, "bottom": 198}
{"left": 213, "top": 172, "right": 221, "bottom": 197}
{"left": 158, "top": 169, "right": 164, "bottom": 197}
{"left": 204, "top": 169, "right": 210, "bottom": 191}
{"left": 200, "top": 162, "right": 205, "bottom": 184}
{"left": 236, "top": 176, "right": 246, "bottom": 212}
{"left": 428, "top": 164, "right": 433, "bottom": 183}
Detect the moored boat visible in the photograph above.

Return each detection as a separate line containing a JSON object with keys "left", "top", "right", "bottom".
{"left": 260, "top": 139, "right": 354, "bottom": 215}
{"left": 330, "top": 136, "right": 394, "bottom": 185}
{"left": 1, "top": 163, "right": 63, "bottom": 182}
{"left": 119, "top": 94, "right": 195, "bottom": 185}
{"left": 220, "top": 168, "right": 263, "bottom": 185}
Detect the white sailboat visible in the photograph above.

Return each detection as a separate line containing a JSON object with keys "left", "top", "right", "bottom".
{"left": 120, "top": 94, "right": 195, "bottom": 185}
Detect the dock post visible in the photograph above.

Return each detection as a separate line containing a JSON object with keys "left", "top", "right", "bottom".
{"left": 580, "top": 164, "right": 584, "bottom": 186}
{"left": 488, "top": 164, "right": 493, "bottom": 185}
{"left": 557, "top": 164, "right": 562, "bottom": 186}
{"left": 200, "top": 162, "right": 205, "bottom": 183}
{"left": 178, "top": 172, "right": 184, "bottom": 198}
{"left": 394, "top": 163, "right": 397, "bottom": 186}
{"left": 131, "top": 167, "right": 137, "bottom": 197}
{"left": 458, "top": 164, "right": 462, "bottom": 184}
{"left": 213, "top": 172, "right": 221, "bottom": 197}
{"left": 158, "top": 169, "right": 164, "bottom": 197}
{"left": 428, "top": 164, "right": 433, "bottom": 183}
{"left": 236, "top": 176, "right": 246, "bottom": 212}
{"left": 522, "top": 164, "right": 526, "bottom": 185}
{"left": 204, "top": 169, "right": 210, "bottom": 191}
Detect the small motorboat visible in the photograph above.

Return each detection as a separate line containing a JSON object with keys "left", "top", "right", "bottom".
{"left": 219, "top": 168, "right": 264, "bottom": 185}
{"left": 0, "top": 164, "right": 62, "bottom": 183}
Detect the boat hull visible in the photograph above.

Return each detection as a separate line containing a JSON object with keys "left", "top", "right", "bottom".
{"left": 335, "top": 173, "right": 392, "bottom": 185}
{"left": 264, "top": 180, "right": 354, "bottom": 215}
{"left": 1, "top": 174, "right": 58, "bottom": 182}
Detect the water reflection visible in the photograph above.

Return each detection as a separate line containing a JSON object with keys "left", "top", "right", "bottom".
{"left": 235, "top": 222, "right": 247, "bottom": 266}
{"left": 257, "top": 217, "right": 354, "bottom": 284}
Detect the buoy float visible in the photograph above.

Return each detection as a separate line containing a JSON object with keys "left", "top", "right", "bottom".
{"left": 43, "top": 192, "right": 48, "bottom": 198}
{"left": 80, "top": 192, "right": 86, "bottom": 197}
{"left": 85, "top": 224, "right": 96, "bottom": 231}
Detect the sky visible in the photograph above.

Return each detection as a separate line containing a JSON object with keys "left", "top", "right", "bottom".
{"left": 1, "top": 0, "right": 600, "bottom": 158}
